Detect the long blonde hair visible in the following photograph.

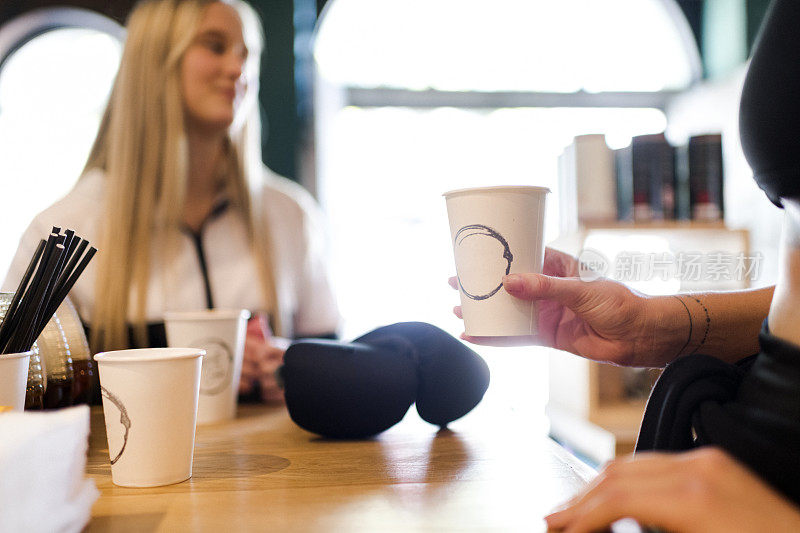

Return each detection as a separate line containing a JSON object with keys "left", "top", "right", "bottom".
{"left": 86, "top": 0, "right": 280, "bottom": 351}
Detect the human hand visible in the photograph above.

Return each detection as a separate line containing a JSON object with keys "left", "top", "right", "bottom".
{"left": 545, "top": 447, "right": 800, "bottom": 533}
{"left": 451, "top": 247, "right": 685, "bottom": 367}
{"left": 239, "top": 314, "right": 287, "bottom": 403}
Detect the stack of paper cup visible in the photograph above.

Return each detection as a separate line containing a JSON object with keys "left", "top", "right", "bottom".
{"left": 93, "top": 347, "right": 204, "bottom": 487}
{"left": 164, "top": 309, "right": 249, "bottom": 424}
{"left": 0, "top": 351, "right": 32, "bottom": 411}
{"left": 444, "top": 186, "right": 549, "bottom": 337}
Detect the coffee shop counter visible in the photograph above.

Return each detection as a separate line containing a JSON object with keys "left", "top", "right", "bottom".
{"left": 86, "top": 398, "right": 595, "bottom": 532}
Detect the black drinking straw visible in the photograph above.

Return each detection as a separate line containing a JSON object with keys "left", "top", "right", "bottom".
{"left": 48, "top": 247, "right": 97, "bottom": 316}
{"left": 0, "top": 239, "right": 45, "bottom": 351}
{"left": 52, "top": 239, "right": 88, "bottom": 303}
{"left": 9, "top": 240, "right": 65, "bottom": 353}
{"left": 30, "top": 241, "right": 70, "bottom": 344}
{"left": 60, "top": 229, "right": 76, "bottom": 265}
{"left": 0, "top": 234, "right": 59, "bottom": 353}
{"left": 1, "top": 229, "right": 98, "bottom": 354}
{"left": 36, "top": 246, "right": 97, "bottom": 342}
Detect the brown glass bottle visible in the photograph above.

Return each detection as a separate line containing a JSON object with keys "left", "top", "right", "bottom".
{"left": 70, "top": 358, "right": 95, "bottom": 405}
{"left": 43, "top": 376, "right": 73, "bottom": 409}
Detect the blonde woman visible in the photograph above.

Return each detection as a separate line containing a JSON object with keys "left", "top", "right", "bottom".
{"left": 2, "top": 0, "right": 340, "bottom": 402}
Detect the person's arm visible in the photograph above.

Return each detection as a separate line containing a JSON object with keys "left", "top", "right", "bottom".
{"left": 664, "top": 287, "right": 772, "bottom": 364}
{"left": 265, "top": 174, "right": 341, "bottom": 339}
{"left": 453, "top": 247, "right": 772, "bottom": 367}
{"left": 545, "top": 448, "right": 800, "bottom": 533}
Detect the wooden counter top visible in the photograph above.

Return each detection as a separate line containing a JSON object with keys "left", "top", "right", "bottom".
{"left": 86, "top": 397, "right": 595, "bottom": 531}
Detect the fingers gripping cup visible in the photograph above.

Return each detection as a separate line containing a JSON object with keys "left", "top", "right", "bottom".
{"left": 164, "top": 309, "right": 249, "bottom": 424}
{"left": 93, "top": 348, "right": 204, "bottom": 487}
{"left": 444, "top": 186, "right": 549, "bottom": 336}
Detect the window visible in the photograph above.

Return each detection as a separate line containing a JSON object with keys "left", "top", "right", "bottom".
{"left": 315, "top": 0, "right": 697, "bottom": 312}
{"left": 0, "top": 8, "right": 123, "bottom": 278}
{"left": 312, "top": 0, "right": 700, "bottom": 423}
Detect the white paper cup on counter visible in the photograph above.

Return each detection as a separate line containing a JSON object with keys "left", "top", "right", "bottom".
{"left": 444, "top": 185, "right": 549, "bottom": 337}
{"left": 0, "top": 350, "right": 32, "bottom": 411}
{"left": 164, "top": 309, "right": 249, "bottom": 424}
{"left": 93, "top": 347, "right": 204, "bottom": 487}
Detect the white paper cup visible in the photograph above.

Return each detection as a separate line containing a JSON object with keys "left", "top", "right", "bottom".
{"left": 93, "top": 347, "right": 203, "bottom": 487}
{"left": 164, "top": 309, "right": 249, "bottom": 424}
{"left": 0, "top": 351, "right": 32, "bottom": 411}
{"left": 445, "top": 185, "right": 549, "bottom": 336}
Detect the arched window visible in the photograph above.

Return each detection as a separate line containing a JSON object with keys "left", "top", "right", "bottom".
{"left": 0, "top": 8, "right": 123, "bottom": 278}
{"left": 315, "top": 0, "right": 698, "bottom": 92}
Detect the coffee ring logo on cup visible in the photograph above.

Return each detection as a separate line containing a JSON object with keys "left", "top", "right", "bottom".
{"left": 454, "top": 224, "right": 514, "bottom": 301}
{"left": 101, "top": 386, "right": 131, "bottom": 465}
{"left": 194, "top": 338, "right": 233, "bottom": 395}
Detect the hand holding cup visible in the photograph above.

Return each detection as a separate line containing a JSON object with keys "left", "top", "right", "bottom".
{"left": 452, "top": 247, "right": 682, "bottom": 368}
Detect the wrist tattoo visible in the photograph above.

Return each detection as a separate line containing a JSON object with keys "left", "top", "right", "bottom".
{"left": 673, "top": 295, "right": 711, "bottom": 357}
{"left": 689, "top": 297, "right": 710, "bottom": 356}
{"left": 673, "top": 295, "right": 692, "bottom": 357}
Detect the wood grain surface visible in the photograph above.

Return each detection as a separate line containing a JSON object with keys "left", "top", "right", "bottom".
{"left": 87, "top": 382, "right": 595, "bottom": 532}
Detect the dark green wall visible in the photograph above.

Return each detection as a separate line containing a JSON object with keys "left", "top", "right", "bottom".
{"left": 246, "top": 0, "right": 317, "bottom": 182}
{"left": 247, "top": 0, "right": 298, "bottom": 181}
{"left": 746, "top": 0, "right": 772, "bottom": 50}
{"left": 677, "top": 0, "right": 772, "bottom": 79}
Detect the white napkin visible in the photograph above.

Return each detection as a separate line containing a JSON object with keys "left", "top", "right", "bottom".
{"left": 0, "top": 405, "right": 99, "bottom": 533}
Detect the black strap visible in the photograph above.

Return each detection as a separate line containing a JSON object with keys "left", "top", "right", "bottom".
{"left": 637, "top": 322, "right": 800, "bottom": 504}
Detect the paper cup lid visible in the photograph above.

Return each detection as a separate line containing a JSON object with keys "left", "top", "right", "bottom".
{"left": 94, "top": 347, "right": 205, "bottom": 363}
{"left": 443, "top": 185, "right": 551, "bottom": 198}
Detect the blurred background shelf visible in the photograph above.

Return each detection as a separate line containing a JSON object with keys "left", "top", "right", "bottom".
{"left": 583, "top": 220, "right": 726, "bottom": 230}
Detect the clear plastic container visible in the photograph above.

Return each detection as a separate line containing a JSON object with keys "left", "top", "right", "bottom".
{"left": 56, "top": 298, "right": 94, "bottom": 405}
{"left": 37, "top": 311, "right": 74, "bottom": 409}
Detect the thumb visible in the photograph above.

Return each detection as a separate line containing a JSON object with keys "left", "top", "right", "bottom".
{"left": 503, "top": 273, "right": 593, "bottom": 310}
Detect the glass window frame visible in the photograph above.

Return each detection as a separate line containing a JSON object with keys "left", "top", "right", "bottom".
{"left": 0, "top": 7, "right": 124, "bottom": 70}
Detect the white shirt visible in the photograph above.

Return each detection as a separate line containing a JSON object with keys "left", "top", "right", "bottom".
{"left": 2, "top": 168, "right": 340, "bottom": 338}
